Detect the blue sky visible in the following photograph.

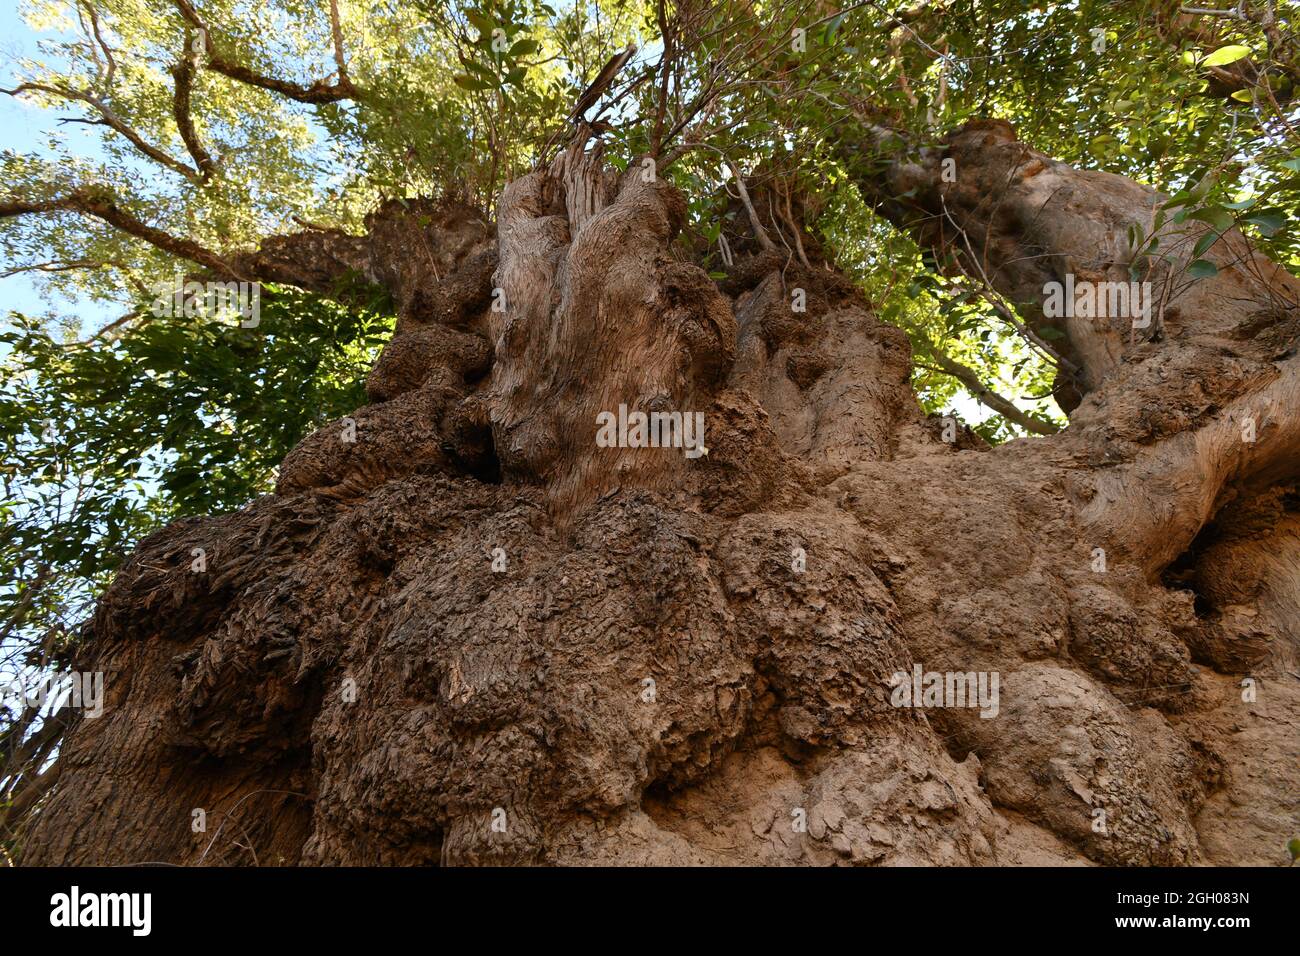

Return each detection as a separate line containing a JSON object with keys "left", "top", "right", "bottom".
{"left": 1, "top": 2, "right": 118, "bottom": 333}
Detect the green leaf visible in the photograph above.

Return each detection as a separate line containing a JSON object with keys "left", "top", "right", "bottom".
{"left": 465, "top": 10, "right": 495, "bottom": 37}
{"left": 509, "top": 38, "right": 540, "bottom": 57}
{"left": 824, "top": 11, "right": 848, "bottom": 42}
{"left": 1187, "top": 206, "right": 1234, "bottom": 232}
{"left": 1202, "top": 45, "right": 1251, "bottom": 67}
{"left": 453, "top": 73, "right": 494, "bottom": 92}
{"left": 1187, "top": 259, "right": 1219, "bottom": 278}
{"left": 1245, "top": 212, "right": 1285, "bottom": 237}
{"left": 1288, "top": 838, "right": 1300, "bottom": 861}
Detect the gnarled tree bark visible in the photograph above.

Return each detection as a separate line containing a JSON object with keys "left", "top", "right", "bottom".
{"left": 18, "top": 121, "right": 1300, "bottom": 867}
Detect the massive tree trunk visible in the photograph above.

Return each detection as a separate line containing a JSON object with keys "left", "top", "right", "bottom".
{"left": 21, "top": 122, "right": 1300, "bottom": 866}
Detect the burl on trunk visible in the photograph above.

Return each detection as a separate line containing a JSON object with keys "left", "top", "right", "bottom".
{"left": 22, "top": 122, "right": 1300, "bottom": 866}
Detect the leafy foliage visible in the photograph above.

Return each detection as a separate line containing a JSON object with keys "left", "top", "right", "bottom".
{"left": 1, "top": 0, "right": 1299, "bottom": 651}
{"left": 0, "top": 286, "right": 392, "bottom": 655}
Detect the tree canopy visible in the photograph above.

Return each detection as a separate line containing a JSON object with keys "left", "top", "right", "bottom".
{"left": 2, "top": 0, "right": 1298, "bottom": 675}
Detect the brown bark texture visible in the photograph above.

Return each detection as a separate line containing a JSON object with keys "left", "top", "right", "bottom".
{"left": 20, "top": 121, "right": 1300, "bottom": 866}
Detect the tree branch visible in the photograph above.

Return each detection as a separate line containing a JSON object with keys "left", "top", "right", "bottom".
{"left": 1, "top": 82, "right": 200, "bottom": 182}
{"left": 650, "top": 0, "right": 673, "bottom": 156}
{"left": 172, "top": 30, "right": 218, "bottom": 181}
{"left": 0, "top": 189, "right": 234, "bottom": 276}
{"left": 926, "top": 347, "right": 1060, "bottom": 435}
{"left": 327, "top": 0, "right": 353, "bottom": 91}
{"left": 2, "top": 189, "right": 385, "bottom": 297}
{"left": 79, "top": 1, "right": 116, "bottom": 88}
{"left": 174, "top": 0, "right": 358, "bottom": 103}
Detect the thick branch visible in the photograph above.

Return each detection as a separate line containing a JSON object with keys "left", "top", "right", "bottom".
{"left": 1080, "top": 352, "right": 1300, "bottom": 575}
{"left": 203, "top": 53, "right": 357, "bottom": 104}
{"left": 1, "top": 189, "right": 431, "bottom": 304}
{"left": 0, "top": 190, "right": 232, "bottom": 275}
{"left": 850, "top": 119, "right": 1300, "bottom": 405}
{"left": 172, "top": 32, "right": 218, "bottom": 181}
{"left": 174, "top": 0, "right": 358, "bottom": 103}
{"left": 2, "top": 82, "right": 200, "bottom": 182}
{"left": 926, "top": 347, "right": 1060, "bottom": 435}
{"left": 848, "top": 117, "right": 1300, "bottom": 575}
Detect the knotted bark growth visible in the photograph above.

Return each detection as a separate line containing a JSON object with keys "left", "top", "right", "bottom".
{"left": 488, "top": 130, "right": 735, "bottom": 515}
{"left": 856, "top": 118, "right": 1300, "bottom": 667}
{"left": 20, "top": 122, "right": 1300, "bottom": 867}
